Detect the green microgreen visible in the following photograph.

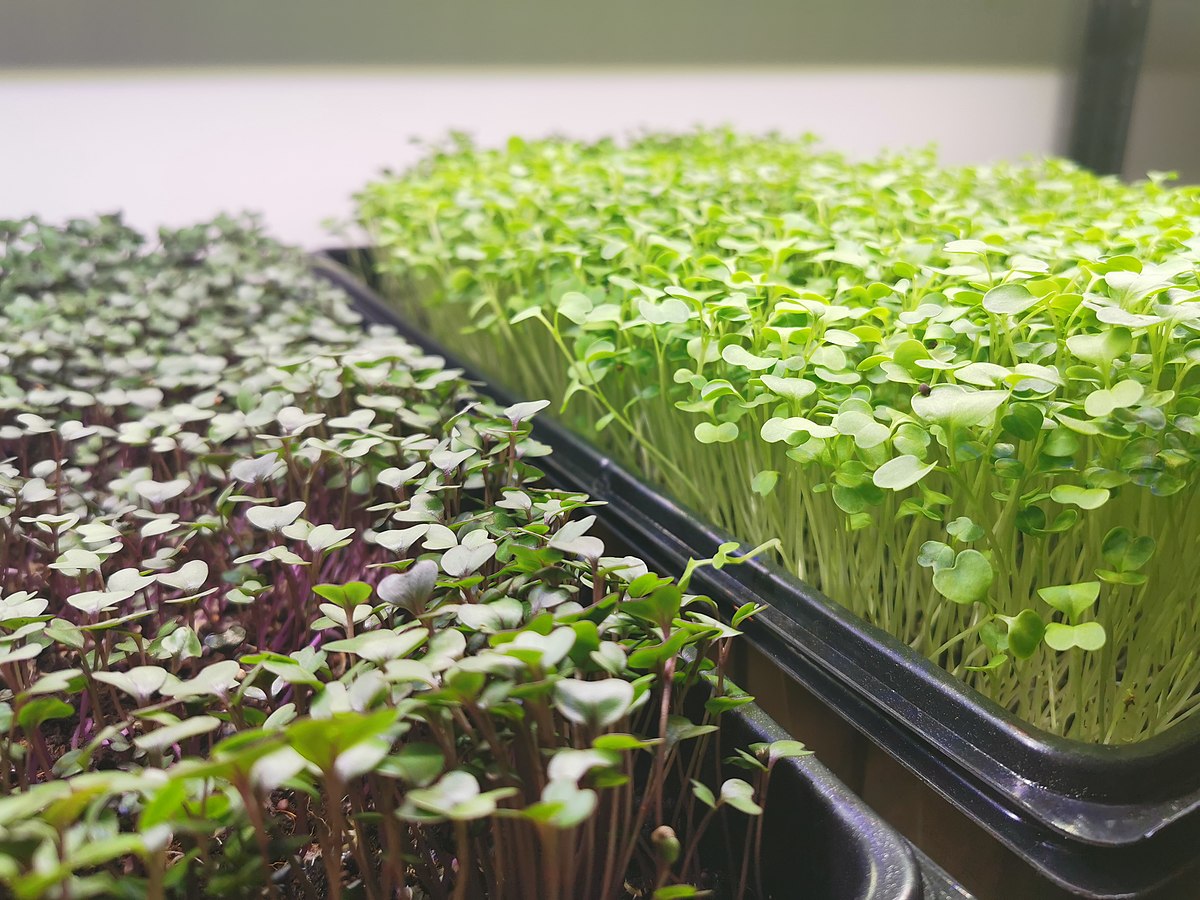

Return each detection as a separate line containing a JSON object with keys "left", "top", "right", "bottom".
{"left": 358, "top": 130, "right": 1200, "bottom": 742}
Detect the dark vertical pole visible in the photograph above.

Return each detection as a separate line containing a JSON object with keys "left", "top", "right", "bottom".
{"left": 1068, "top": 0, "right": 1152, "bottom": 175}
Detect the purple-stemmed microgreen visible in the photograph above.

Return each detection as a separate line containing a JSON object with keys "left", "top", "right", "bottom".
{"left": 0, "top": 215, "right": 791, "bottom": 898}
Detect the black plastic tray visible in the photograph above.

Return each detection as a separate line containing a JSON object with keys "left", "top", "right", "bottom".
{"left": 313, "top": 251, "right": 1198, "bottom": 897}
{"left": 719, "top": 693, "right": 930, "bottom": 899}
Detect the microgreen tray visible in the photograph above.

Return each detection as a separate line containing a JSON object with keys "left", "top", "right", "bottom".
{"left": 312, "top": 250, "right": 1193, "bottom": 898}
{"left": 714, "top": 695, "right": 929, "bottom": 899}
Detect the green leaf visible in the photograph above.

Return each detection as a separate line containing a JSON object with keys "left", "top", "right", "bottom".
{"left": 1096, "top": 568, "right": 1147, "bottom": 586}
{"left": 165, "top": 659, "right": 241, "bottom": 699}
{"left": 983, "top": 283, "right": 1038, "bottom": 315}
{"left": 1037, "top": 582, "right": 1101, "bottom": 623}
{"left": 502, "top": 626, "right": 577, "bottom": 669}
{"left": 1050, "top": 484, "right": 1110, "bottom": 510}
{"left": 1084, "top": 379, "right": 1144, "bottom": 417}
{"left": 944, "top": 239, "right": 990, "bottom": 255}
{"left": 1044, "top": 621, "right": 1107, "bottom": 652}
{"left": 153, "top": 625, "right": 202, "bottom": 662}
{"left": 511, "top": 306, "right": 546, "bottom": 325}
{"left": 17, "top": 698, "right": 73, "bottom": 733}
{"left": 946, "top": 516, "right": 985, "bottom": 543}
{"left": 548, "top": 516, "right": 605, "bottom": 560}
{"left": 872, "top": 455, "right": 935, "bottom": 491}
{"left": 135, "top": 478, "right": 189, "bottom": 505}
{"left": 831, "top": 483, "right": 876, "bottom": 515}
{"left": 761, "top": 415, "right": 837, "bottom": 443}
{"left": 1000, "top": 403, "right": 1044, "bottom": 441}
{"left": 377, "top": 560, "right": 439, "bottom": 613}
{"left": 731, "top": 601, "right": 766, "bottom": 627}
{"left": 1001, "top": 610, "right": 1046, "bottom": 660}
{"left": 691, "top": 779, "right": 717, "bottom": 809}
{"left": 756, "top": 739, "right": 811, "bottom": 763}
{"left": 694, "top": 421, "right": 739, "bottom": 444}
{"left": 287, "top": 710, "right": 397, "bottom": 770}
{"left": 554, "top": 679, "right": 634, "bottom": 729}
{"left": 626, "top": 630, "right": 690, "bottom": 670}
{"left": 557, "top": 291, "right": 593, "bottom": 325}
{"left": 719, "top": 778, "right": 763, "bottom": 815}
{"left": 442, "top": 534, "right": 498, "bottom": 577}
{"left": 0, "top": 642, "right": 44, "bottom": 668}
{"left": 1101, "top": 527, "right": 1156, "bottom": 573}
{"left": 92, "top": 665, "right": 171, "bottom": 702}
{"left": 964, "top": 653, "right": 1009, "bottom": 672}
{"left": 1066, "top": 328, "right": 1133, "bottom": 366}
{"left": 334, "top": 736, "right": 391, "bottom": 781}
{"left": 456, "top": 599, "right": 521, "bottom": 633}
{"left": 135, "top": 716, "right": 222, "bottom": 752}
{"left": 931, "top": 549, "right": 994, "bottom": 605}
{"left": 324, "top": 628, "right": 427, "bottom": 663}
{"left": 525, "top": 779, "right": 598, "bottom": 828}
{"left": 402, "top": 770, "right": 513, "bottom": 822}
{"left": 664, "top": 715, "right": 719, "bottom": 748}
{"left": 638, "top": 297, "right": 690, "bottom": 325}
{"left": 893, "top": 338, "right": 931, "bottom": 372}
{"left": 911, "top": 386, "right": 1008, "bottom": 428}
{"left": 67, "top": 589, "right": 132, "bottom": 616}
{"left": 313, "top": 581, "right": 373, "bottom": 607}
{"left": 654, "top": 886, "right": 701, "bottom": 899}
{"left": 504, "top": 399, "right": 551, "bottom": 424}
{"left": 246, "top": 501, "right": 306, "bottom": 530}
{"left": 620, "top": 585, "right": 681, "bottom": 634}
{"left": 24, "top": 669, "right": 82, "bottom": 698}
{"left": 376, "top": 743, "right": 445, "bottom": 786}
{"left": 593, "top": 733, "right": 659, "bottom": 751}
{"left": 751, "top": 470, "right": 779, "bottom": 496}
{"left": 917, "top": 541, "right": 954, "bottom": 571}
{"left": 721, "top": 344, "right": 775, "bottom": 371}
{"left": 546, "top": 748, "right": 620, "bottom": 783}
{"left": 759, "top": 374, "right": 816, "bottom": 402}
{"left": 53, "top": 834, "right": 151, "bottom": 873}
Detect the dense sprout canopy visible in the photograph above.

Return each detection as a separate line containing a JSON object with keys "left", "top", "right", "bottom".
{"left": 359, "top": 132, "right": 1200, "bottom": 742}
{"left": 0, "top": 216, "right": 780, "bottom": 898}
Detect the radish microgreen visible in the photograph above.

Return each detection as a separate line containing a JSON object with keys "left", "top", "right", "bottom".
{"left": 0, "top": 216, "right": 788, "bottom": 897}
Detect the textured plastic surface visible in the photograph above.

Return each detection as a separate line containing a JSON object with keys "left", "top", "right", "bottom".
{"left": 314, "top": 250, "right": 1198, "bottom": 897}
{"left": 723, "top": 696, "right": 926, "bottom": 899}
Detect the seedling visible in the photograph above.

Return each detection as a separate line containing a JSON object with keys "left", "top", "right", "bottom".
{"left": 0, "top": 215, "right": 790, "bottom": 897}
{"left": 358, "top": 132, "right": 1200, "bottom": 741}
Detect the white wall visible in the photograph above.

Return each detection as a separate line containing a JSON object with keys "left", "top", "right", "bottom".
{"left": 0, "top": 0, "right": 1084, "bottom": 69}
{"left": 0, "top": 67, "right": 1071, "bottom": 247}
{"left": 1123, "top": 1, "right": 1200, "bottom": 184}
